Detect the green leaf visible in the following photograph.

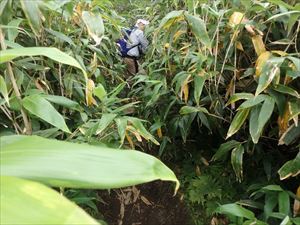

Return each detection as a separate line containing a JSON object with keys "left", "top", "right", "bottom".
{"left": 280, "top": 216, "right": 292, "bottom": 225}
{"left": 45, "top": 28, "right": 76, "bottom": 47}
{"left": 278, "top": 152, "right": 300, "bottom": 180}
{"left": 184, "top": 13, "right": 211, "bottom": 48}
{"left": 179, "top": 106, "right": 209, "bottom": 115}
{"left": 250, "top": 96, "right": 275, "bottom": 143}
{"left": 264, "top": 193, "right": 278, "bottom": 220}
{"left": 115, "top": 117, "right": 127, "bottom": 145}
{"left": 255, "top": 58, "right": 284, "bottom": 96}
{"left": 231, "top": 145, "right": 245, "bottom": 182}
{"left": 20, "top": 0, "right": 43, "bottom": 37}
{"left": 158, "top": 10, "right": 184, "bottom": 29}
{"left": 278, "top": 192, "right": 290, "bottom": 215}
{"left": 0, "top": 176, "right": 100, "bottom": 225}
{"left": 212, "top": 140, "right": 241, "bottom": 161}
{"left": 93, "top": 83, "right": 107, "bottom": 101}
{"left": 216, "top": 203, "right": 255, "bottom": 219}
{"left": 95, "top": 113, "right": 117, "bottom": 135}
{"left": 262, "top": 185, "right": 284, "bottom": 192}
{"left": 266, "top": 11, "right": 300, "bottom": 22}
{"left": 82, "top": 11, "right": 104, "bottom": 46}
{"left": 238, "top": 94, "right": 267, "bottom": 110}
{"left": 127, "top": 117, "right": 159, "bottom": 145}
{"left": 0, "top": 75, "right": 9, "bottom": 106}
{"left": 258, "top": 96, "right": 275, "bottom": 129}
{"left": 274, "top": 84, "right": 300, "bottom": 98}
{"left": 0, "top": 47, "right": 87, "bottom": 80}
{"left": 287, "top": 56, "right": 300, "bottom": 71}
{"left": 22, "top": 95, "right": 70, "bottom": 133}
{"left": 0, "top": 135, "right": 179, "bottom": 191}
{"left": 226, "top": 108, "right": 250, "bottom": 139}
{"left": 267, "top": 0, "right": 294, "bottom": 9}
{"left": 226, "top": 93, "right": 254, "bottom": 107}
{"left": 279, "top": 124, "right": 300, "bottom": 146}
{"left": 44, "top": 95, "right": 80, "bottom": 111}
{"left": 250, "top": 105, "right": 261, "bottom": 144}
{"left": 193, "top": 74, "right": 205, "bottom": 106}
{"left": 7, "top": 18, "right": 23, "bottom": 41}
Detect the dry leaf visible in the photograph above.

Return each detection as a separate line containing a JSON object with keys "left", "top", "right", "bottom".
{"left": 141, "top": 196, "right": 152, "bottom": 206}
{"left": 294, "top": 186, "right": 300, "bottom": 217}
{"left": 229, "top": 12, "right": 244, "bottom": 27}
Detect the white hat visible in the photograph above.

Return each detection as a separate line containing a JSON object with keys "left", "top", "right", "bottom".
{"left": 136, "top": 19, "right": 150, "bottom": 25}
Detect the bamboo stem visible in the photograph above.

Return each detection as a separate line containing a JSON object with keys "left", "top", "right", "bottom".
{"left": 0, "top": 28, "right": 32, "bottom": 134}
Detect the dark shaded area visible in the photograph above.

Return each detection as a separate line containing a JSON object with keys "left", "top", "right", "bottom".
{"left": 97, "top": 181, "right": 192, "bottom": 225}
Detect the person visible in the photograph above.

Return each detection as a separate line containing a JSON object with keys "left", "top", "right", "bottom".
{"left": 124, "top": 19, "right": 149, "bottom": 75}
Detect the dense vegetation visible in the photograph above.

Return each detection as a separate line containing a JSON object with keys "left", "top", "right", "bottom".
{"left": 0, "top": 0, "right": 299, "bottom": 224}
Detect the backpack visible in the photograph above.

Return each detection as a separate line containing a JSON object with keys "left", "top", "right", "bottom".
{"left": 116, "top": 28, "right": 140, "bottom": 57}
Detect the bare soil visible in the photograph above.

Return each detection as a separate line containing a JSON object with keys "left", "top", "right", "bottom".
{"left": 97, "top": 181, "right": 192, "bottom": 225}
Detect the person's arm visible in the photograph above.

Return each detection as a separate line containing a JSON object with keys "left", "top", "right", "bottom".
{"left": 137, "top": 32, "right": 149, "bottom": 54}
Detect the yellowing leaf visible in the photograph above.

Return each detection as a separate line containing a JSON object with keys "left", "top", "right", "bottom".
{"left": 294, "top": 186, "right": 300, "bottom": 217}
{"left": 255, "top": 51, "right": 271, "bottom": 77}
{"left": 157, "top": 127, "right": 163, "bottom": 138}
{"left": 272, "top": 50, "right": 288, "bottom": 56}
{"left": 126, "top": 125, "right": 143, "bottom": 142}
{"left": 236, "top": 41, "right": 244, "bottom": 51}
{"left": 164, "top": 43, "right": 170, "bottom": 49}
{"left": 173, "top": 30, "right": 186, "bottom": 42}
{"left": 180, "top": 75, "right": 191, "bottom": 103}
{"left": 86, "top": 79, "right": 96, "bottom": 106}
{"left": 252, "top": 35, "right": 266, "bottom": 56}
{"left": 229, "top": 12, "right": 244, "bottom": 27}
{"left": 278, "top": 103, "right": 291, "bottom": 136}
{"left": 125, "top": 131, "right": 135, "bottom": 149}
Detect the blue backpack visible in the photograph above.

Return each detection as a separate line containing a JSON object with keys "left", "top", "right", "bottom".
{"left": 116, "top": 28, "right": 140, "bottom": 57}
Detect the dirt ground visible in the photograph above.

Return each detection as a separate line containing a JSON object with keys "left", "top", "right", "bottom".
{"left": 97, "top": 181, "right": 192, "bottom": 225}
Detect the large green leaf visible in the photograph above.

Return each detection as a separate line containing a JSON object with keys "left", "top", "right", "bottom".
{"left": 0, "top": 176, "right": 100, "bottom": 225}
{"left": 250, "top": 96, "right": 275, "bottom": 143}
{"left": 44, "top": 95, "right": 80, "bottom": 111}
{"left": 193, "top": 74, "right": 205, "bottom": 106}
{"left": 0, "top": 47, "right": 87, "bottom": 80}
{"left": 20, "top": 0, "right": 43, "bottom": 37}
{"left": 216, "top": 203, "right": 255, "bottom": 220}
{"left": 0, "top": 135, "right": 179, "bottom": 191}
{"left": 226, "top": 108, "right": 250, "bottom": 139}
{"left": 158, "top": 10, "right": 184, "bottom": 29}
{"left": 184, "top": 13, "right": 211, "bottom": 48}
{"left": 22, "top": 95, "right": 70, "bottom": 133}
